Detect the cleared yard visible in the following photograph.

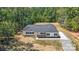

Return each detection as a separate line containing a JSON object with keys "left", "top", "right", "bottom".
{"left": 33, "top": 40, "right": 63, "bottom": 51}
{"left": 15, "top": 35, "right": 63, "bottom": 51}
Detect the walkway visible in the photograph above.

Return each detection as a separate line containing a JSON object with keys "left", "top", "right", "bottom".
{"left": 59, "top": 32, "right": 76, "bottom": 51}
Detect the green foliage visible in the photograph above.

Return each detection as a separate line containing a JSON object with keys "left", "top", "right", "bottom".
{"left": 0, "top": 7, "right": 57, "bottom": 38}
{"left": 0, "top": 7, "right": 79, "bottom": 38}
{"left": 57, "top": 7, "right": 79, "bottom": 32}
{"left": 0, "top": 21, "right": 18, "bottom": 37}
{"left": 0, "top": 38, "right": 39, "bottom": 51}
{"left": 69, "top": 20, "right": 79, "bottom": 32}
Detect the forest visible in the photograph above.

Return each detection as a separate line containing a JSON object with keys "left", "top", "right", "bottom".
{"left": 0, "top": 7, "right": 79, "bottom": 50}
{"left": 0, "top": 7, "right": 79, "bottom": 38}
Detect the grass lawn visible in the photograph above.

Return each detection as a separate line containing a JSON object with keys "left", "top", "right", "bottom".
{"left": 33, "top": 40, "right": 63, "bottom": 51}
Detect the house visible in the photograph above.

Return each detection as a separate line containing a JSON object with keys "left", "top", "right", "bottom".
{"left": 22, "top": 23, "right": 60, "bottom": 39}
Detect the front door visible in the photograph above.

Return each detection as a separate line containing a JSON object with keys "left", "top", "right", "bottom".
{"left": 50, "top": 33, "right": 54, "bottom": 37}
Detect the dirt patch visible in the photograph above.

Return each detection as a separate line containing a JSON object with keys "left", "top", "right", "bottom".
{"left": 71, "top": 32, "right": 79, "bottom": 39}
{"left": 32, "top": 44, "right": 56, "bottom": 51}
{"left": 15, "top": 35, "right": 35, "bottom": 43}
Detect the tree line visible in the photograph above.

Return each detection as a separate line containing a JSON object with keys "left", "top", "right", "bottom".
{"left": 57, "top": 8, "right": 79, "bottom": 32}
{"left": 0, "top": 7, "right": 79, "bottom": 38}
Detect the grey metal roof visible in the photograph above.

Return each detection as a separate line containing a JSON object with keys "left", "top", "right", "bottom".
{"left": 23, "top": 24, "right": 58, "bottom": 32}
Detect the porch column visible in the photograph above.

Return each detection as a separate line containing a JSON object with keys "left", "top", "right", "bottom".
{"left": 35, "top": 32, "right": 38, "bottom": 39}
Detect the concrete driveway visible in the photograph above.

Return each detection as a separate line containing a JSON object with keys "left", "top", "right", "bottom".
{"left": 59, "top": 32, "right": 76, "bottom": 51}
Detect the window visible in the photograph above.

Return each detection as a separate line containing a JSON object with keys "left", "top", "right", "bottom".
{"left": 54, "top": 33, "right": 58, "bottom": 36}
{"left": 46, "top": 33, "right": 50, "bottom": 35}
{"left": 40, "top": 32, "right": 45, "bottom": 34}
{"left": 26, "top": 32, "right": 29, "bottom": 34}
{"left": 26, "top": 32, "right": 34, "bottom": 34}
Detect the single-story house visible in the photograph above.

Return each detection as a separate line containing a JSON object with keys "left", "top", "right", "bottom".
{"left": 22, "top": 23, "right": 60, "bottom": 39}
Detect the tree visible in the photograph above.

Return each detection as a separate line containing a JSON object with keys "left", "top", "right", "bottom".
{"left": 0, "top": 21, "right": 18, "bottom": 38}
{"left": 69, "top": 20, "right": 79, "bottom": 32}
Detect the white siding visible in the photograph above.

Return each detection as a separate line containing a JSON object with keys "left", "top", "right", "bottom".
{"left": 50, "top": 32, "right": 59, "bottom": 37}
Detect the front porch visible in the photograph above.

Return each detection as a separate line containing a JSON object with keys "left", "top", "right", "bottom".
{"left": 37, "top": 35, "right": 60, "bottom": 38}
